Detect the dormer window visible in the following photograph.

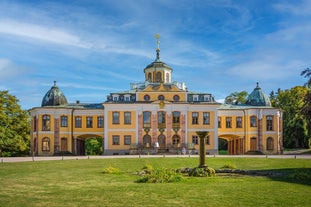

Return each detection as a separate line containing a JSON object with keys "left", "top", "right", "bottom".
{"left": 112, "top": 95, "right": 119, "bottom": 101}
{"left": 193, "top": 95, "right": 199, "bottom": 101}
{"left": 124, "top": 94, "right": 131, "bottom": 102}
{"left": 204, "top": 95, "right": 210, "bottom": 102}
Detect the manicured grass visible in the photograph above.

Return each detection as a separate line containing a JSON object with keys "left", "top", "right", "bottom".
{"left": 0, "top": 157, "right": 310, "bottom": 207}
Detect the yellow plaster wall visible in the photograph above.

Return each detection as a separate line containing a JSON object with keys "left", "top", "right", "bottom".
{"left": 107, "top": 110, "right": 136, "bottom": 129}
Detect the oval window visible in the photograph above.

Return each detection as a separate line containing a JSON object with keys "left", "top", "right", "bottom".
{"left": 144, "top": 94, "right": 150, "bottom": 101}
{"left": 173, "top": 95, "right": 180, "bottom": 101}
{"left": 158, "top": 95, "right": 164, "bottom": 101}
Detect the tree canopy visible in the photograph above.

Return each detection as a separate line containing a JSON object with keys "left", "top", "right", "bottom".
{"left": 0, "top": 90, "right": 30, "bottom": 156}
{"left": 224, "top": 91, "right": 249, "bottom": 105}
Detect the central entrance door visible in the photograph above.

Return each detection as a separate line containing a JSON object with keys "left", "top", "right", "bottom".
{"left": 158, "top": 134, "right": 166, "bottom": 149}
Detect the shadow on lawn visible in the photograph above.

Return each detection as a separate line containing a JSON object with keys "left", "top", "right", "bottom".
{"left": 264, "top": 168, "right": 311, "bottom": 186}
{"left": 217, "top": 168, "right": 311, "bottom": 186}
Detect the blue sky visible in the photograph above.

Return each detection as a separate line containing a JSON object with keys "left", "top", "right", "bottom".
{"left": 0, "top": 0, "right": 310, "bottom": 109}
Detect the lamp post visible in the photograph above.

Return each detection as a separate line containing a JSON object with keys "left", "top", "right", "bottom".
{"left": 196, "top": 131, "right": 209, "bottom": 168}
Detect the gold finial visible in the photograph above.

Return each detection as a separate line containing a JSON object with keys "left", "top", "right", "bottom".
{"left": 154, "top": 33, "right": 160, "bottom": 49}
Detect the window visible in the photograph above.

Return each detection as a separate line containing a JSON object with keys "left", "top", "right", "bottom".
{"left": 250, "top": 116, "right": 257, "bottom": 127}
{"left": 33, "top": 116, "right": 37, "bottom": 132}
{"left": 218, "top": 117, "right": 222, "bottom": 128}
{"left": 204, "top": 95, "right": 210, "bottom": 102}
{"left": 144, "top": 94, "right": 150, "bottom": 101}
{"left": 192, "top": 135, "right": 198, "bottom": 145}
{"left": 266, "top": 115, "right": 274, "bottom": 131}
{"left": 61, "top": 115, "right": 68, "bottom": 127}
{"left": 97, "top": 116, "right": 104, "bottom": 128}
{"left": 172, "top": 135, "right": 180, "bottom": 145}
{"left": 112, "top": 135, "right": 120, "bottom": 145}
{"left": 42, "top": 137, "right": 50, "bottom": 151}
{"left": 156, "top": 71, "right": 162, "bottom": 82}
{"left": 172, "top": 111, "right": 180, "bottom": 126}
{"left": 158, "top": 111, "right": 166, "bottom": 128}
{"left": 173, "top": 95, "right": 180, "bottom": 101}
{"left": 86, "top": 117, "right": 93, "bottom": 128}
{"left": 124, "top": 112, "right": 131, "bottom": 124}
{"left": 203, "top": 112, "right": 210, "bottom": 125}
{"left": 166, "top": 73, "right": 170, "bottom": 82}
{"left": 148, "top": 73, "right": 152, "bottom": 81}
{"left": 143, "top": 111, "right": 151, "bottom": 128}
{"left": 42, "top": 115, "right": 50, "bottom": 131}
{"left": 75, "top": 116, "right": 82, "bottom": 128}
{"left": 158, "top": 95, "right": 164, "bottom": 100}
{"left": 205, "top": 135, "right": 210, "bottom": 145}
{"left": 236, "top": 117, "right": 242, "bottom": 128}
{"left": 112, "top": 112, "right": 120, "bottom": 124}
{"left": 266, "top": 137, "right": 274, "bottom": 150}
{"left": 124, "top": 135, "right": 131, "bottom": 145}
{"left": 226, "top": 117, "right": 232, "bottom": 128}
{"left": 192, "top": 112, "right": 199, "bottom": 124}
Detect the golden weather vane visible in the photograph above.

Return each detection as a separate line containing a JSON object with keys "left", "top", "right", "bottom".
{"left": 154, "top": 33, "right": 160, "bottom": 49}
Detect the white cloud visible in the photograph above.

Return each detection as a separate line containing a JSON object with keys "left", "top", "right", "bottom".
{"left": 0, "top": 58, "right": 25, "bottom": 80}
{"left": 274, "top": 0, "right": 311, "bottom": 16}
{"left": 0, "top": 19, "right": 92, "bottom": 48}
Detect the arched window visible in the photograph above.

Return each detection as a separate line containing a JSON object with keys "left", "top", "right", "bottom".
{"left": 266, "top": 137, "right": 274, "bottom": 151}
{"left": 42, "top": 137, "right": 50, "bottom": 151}
{"left": 172, "top": 135, "right": 180, "bottom": 146}
{"left": 148, "top": 73, "right": 152, "bottom": 82}
{"left": 158, "top": 134, "right": 166, "bottom": 148}
{"left": 143, "top": 134, "right": 151, "bottom": 147}
{"left": 166, "top": 73, "right": 170, "bottom": 83}
{"left": 42, "top": 115, "right": 50, "bottom": 131}
{"left": 156, "top": 72, "right": 162, "bottom": 82}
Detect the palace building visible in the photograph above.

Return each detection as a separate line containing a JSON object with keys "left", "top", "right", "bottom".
{"left": 30, "top": 39, "right": 283, "bottom": 156}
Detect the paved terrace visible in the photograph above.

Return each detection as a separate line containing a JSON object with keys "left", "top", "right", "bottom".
{"left": 1, "top": 154, "right": 311, "bottom": 163}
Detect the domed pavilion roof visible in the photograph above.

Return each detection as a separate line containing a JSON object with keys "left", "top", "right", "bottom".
{"left": 246, "top": 83, "right": 271, "bottom": 106}
{"left": 41, "top": 81, "right": 68, "bottom": 107}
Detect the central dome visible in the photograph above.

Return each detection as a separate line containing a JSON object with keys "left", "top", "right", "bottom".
{"left": 41, "top": 81, "right": 68, "bottom": 107}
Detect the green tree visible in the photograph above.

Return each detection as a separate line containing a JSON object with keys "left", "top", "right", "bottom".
{"left": 300, "top": 68, "right": 311, "bottom": 148}
{"left": 274, "top": 86, "right": 309, "bottom": 148}
{"left": 225, "top": 91, "right": 249, "bottom": 105}
{"left": 0, "top": 90, "right": 30, "bottom": 156}
{"left": 85, "top": 137, "right": 102, "bottom": 155}
{"left": 301, "top": 68, "right": 311, "bottom": 87}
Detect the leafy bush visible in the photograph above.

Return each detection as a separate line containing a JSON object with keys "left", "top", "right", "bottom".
{"left": 102, "top": 166, "right": 120, "bottom": 174}
{"left": 188, "top": 167, "right": 216, "bottom": 177}
{"left": 220, "top": 163, "right": 237, "bottom": 170}
{"left": 142, "top": 164, "right": 154, "bottom": 173}
{"left": 136, "top": 167, "right": 184, "bottom": 183}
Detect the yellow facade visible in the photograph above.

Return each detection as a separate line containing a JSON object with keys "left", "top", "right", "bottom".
{"left": 30, "top": 45, "right": 282, "bottom": 156}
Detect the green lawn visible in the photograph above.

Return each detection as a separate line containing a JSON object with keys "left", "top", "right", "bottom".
{"left": 0, "top": 157, "right": 310, "bottom": 207}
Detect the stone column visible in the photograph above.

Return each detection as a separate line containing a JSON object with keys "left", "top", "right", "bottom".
{"left": 196, "top": 131, "right": 209, "bottom": 168}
